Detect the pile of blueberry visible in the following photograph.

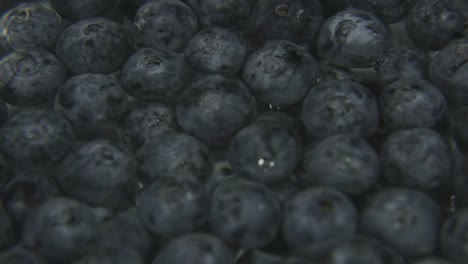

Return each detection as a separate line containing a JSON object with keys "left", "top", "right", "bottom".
{"left": 0, "top": 0, "right": 468, "bottom": 263}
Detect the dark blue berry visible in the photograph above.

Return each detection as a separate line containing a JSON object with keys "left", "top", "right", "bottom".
{"left": 356, "top": 0, "right": 415, "bottom": 23}
{"left": 184, "top": 27, "right": 248, "bottom": 76}
{"left": 22, "top": 197, "right": 98, "bottom": 262}
{"left": 210, "top": 178, "right": 281, "bottom": 249}
{"left": 118, "top": 102, "right": 179, "bottom": 151}
{"left": 441, "top": 208, "right": 468, "bottom": 264}
{"left": 135, "top": 0, "right": 198, "bottom": 51}
{"left": 0, "top": 48, "right": 67, "bottom": 107}
{"left": 227, "top": 115, "right": 302, "bottom": 183}
{"left": 252, "top": 0, "right": 324, "bottom": 44}
{"left": 406, "top": 0, "right": 465, "bottom": 51}
{"left": 56, "top": 17, "right": 133, "bottom": 75}
{"left": 380, "top": 78, "right": 447, "bottom": 130}
{"left": 301, "top": 80, "right": 379, "bottom": 139}
{"left": 317, "top": 9, "right": 389, "bottom": 68}
{"left": 73, "top": 247, "right": 145, "bottom": 264}
{"left": 197, "top": 0, "right": 257, "bottom": 27}
{"left": 298, "top": 134, "right": 380, "bottom": 196}
{"left": 242, "top": 40, "right": 319, "bottom": 107}
{"left": 152, "top": 233, "right": 235, "bottom": 264}
{"left": 55, "top": 73, "right": 128, "bottom": 132}
{"left": 0, "top": 205, "right": 15, "bottom": 250}
{"left": 376, "top": 47, "right": 431, "bottom": 85}
{"left": 452, "top": 106, "right": 468, "bottom": 153}
{"left": 282, "top": 187, "right": 358, "bottom": 257}
{"left": 0, "top": 101, "right": 7, "bottom": 127}
{"left": 120, "top": 47, "right": 191, "bottom": 103}
{"left": 49, "top": 0, "right": 119, "bottom": 22}
{"left": 413, "top": 257, "right": 456, "bottom": 264}
{"left": 138, "top": 177, "right": 209, "bottom": 237}
{"left": 360, "top": 188, "right": 442, "bottom": 257}
{"left": 176, "top": 75, "right": 256, "bottom": 147}
{"left": 380, "top": 128, "right": 453, "bottom": 190}
{"left": 317, "top": 62, "right": 354, "bottom": 83}
{"left": 136, "top": 132, "right": 213, "bottom": 184}
{"left": 0, "top": 110, "right": 74, "bottom": 172}
{"left": 0, "top": 3, "right": 62, "bottom": 52}
{"left": 0, "top": 247, "right": 47, "bottom": 264}
{"left": 55, "top": 140, "right": 138, "bottom": 208}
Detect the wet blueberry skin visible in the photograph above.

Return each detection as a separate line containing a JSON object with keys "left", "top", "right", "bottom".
{"left": 0, "top": 47, "right": 68, "bottom": 107}
{"left": 118, "top": 102, "right": 179, "bottom": 151}
{"left": 136, "top": 132, "right": 214, "bottom": 185}
{"left": 49, "top": 0, "right": 119, "bottom": 22}
{"left": 210, "top": 178, "right": 281, "bottom": 249}
{"left": 376, "top": 47, "right": 431, "bottom": 85}
{"left": 379, "top": 78, "right": 447, "bottom": 130}
{"left": 282, "top": 187, "right": 359, "bottom": 257}
{"left": 380, "top": 128, "right": 454, "bottom": 191}
{"left": 55, "top": 140, "right": 138, "bottom": 209}
{"left": 0, "top": 110, "right": 74, "bottom": 172}
{"left": 429, "top": 38, "right": 468, "bottom": 106}
{"left": 120, "top": 47, "right": 192, "bottom": 103}
{"left": 55, "top": 73, "right": 128, "bottom": 132}
{"left": 56, "top": 17, "right": 133, "bottom": 75}
{"left": 138, "top": 177, "right": 209, "bottom": 238}
{"left": 301, "top": 80, "right": 380, "bottom": 139}
{"left": 317, "top": 9, "right": 389, "bottom": 68}
{"left": 242, "top": 40, "right": 319, "bottom": 107}
{"left": 0, "top": 3, "right": 63, "bottom": 52}
{"left": 406, "top": 0, "right": 465, "bottom": 51}
{"left": 441, "top": 208, "right": 468, "bottom": 264}
{"left": 227, "top": 116, "right": 303, "bottom": 184}
{"left": 22, "top": 197, "right": 99, "bottom": 262}
{"left": 153, "top": 233, "right": 235, "bottom": 264}
{"left": 184, "top": 27, "right": 248, "bottom": 76}
{"left": 135, "top": 0, "right": 198, "bottom": 51}
{"left": 298, "top": 134, "right": 380, "bottom": 196}
{"left": 360, "top": 188, "right": 442, "bottom": 258}
{"left": 176, "top": 74, "right": 256, "bottom": 148}
{"left": 252, "top": 0, "right": 324, "bottom": 44}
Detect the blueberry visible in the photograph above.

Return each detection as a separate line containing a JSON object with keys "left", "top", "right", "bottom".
{"left": 268, "top": 179, "right": 300, "bottom": 206}
{"left": 380, "top": 128, "right": 453, "bottom": 190}
{"left": 56, "top": 17, "right": 133, "bottom": 75}
{"left": 406, "top": 0, "right": 465, "bottom": 51}
{"left": 120, "top": 47, "right": 191, "bottom": 103}
{"left": 184, "top": 27, "right": 248, "bottom": 76}
{"left": 118, "top": 102, "right": 179, "bottom": 151}
{"left": 298, "top": 134, "right": 380, "bottom": 196}
{"left": 176, "top": 75, "right": 256, "bottom": 147}
{"left": 0, "top": 101, "right": 7, "bottom": 127}
{"left": 325, "top": 236, "right": 406, "bottom": 264}
{"left": 317, "top": 62, "right": 354, "bottom": 83}
{"left": 227, "top": 115, "right": 302, "bottom": 183}
{"left": 96, "top": 209, "right": 153, "bottom": 258}
{"left": 429, "top": 38, "right": 468, "bottom": 106}
{"left": 360, "top": 188, "right": 442, "bottom": 257}
{"left": 242, "top": 40, "right": 319, "bottom": 107}
{"left": 376, "top": 47, "right": 431, "bottom": 85}
{"left": 301, "top": 80, "right": 379, "bottom": 139}
{"left": 22, "top": 197, "right": 99, "bottom": 262}
{"left": 197, "top": 0, "right": 257, "bottom": 27}
{"left": 210, "top": 178, "right": 281, "bottom": 249}
{"left": 55, "top": 73, "right": 128, "bottom": 132}
{"left": 0, "top": 205, "right": 15, "bottom": 250}
{"left": 138, "top": 177, "right": 209, "bottom": 237}
{"left": 136, "top": 132, "right": 213, "bottom": 184}
{"left": 49, "top": 0, "right": 120, "bottom": 21}
{"left": 412, "top": 257, "right": 456, "bottom": 264}
{"left": 153, "top": 232, "right": 235, "bottom": 264}
{"left": 0, "top": 247, "right": 47, "bottom": 264}
{"left": 135, "top": 0, "right": 198, "bottom": 51}
{"left": 441, "top": 208, "right": 468, "bottom": 264}
{"left": 448, "top": 0, "right": 468, "bottom": 19}
{"left": 355, "top": 0, "right": 415, "bottom": 23}
{"left": 252, "top": 0, "right": 324, "bottom": 44}
{"left": 317, "top": 9, "right": 389, "bottom": 68}
{"left": 452, "top": 106, "right": 468, "bottom": 153}
{"left": 73, "top": 247, "right": 145, "bottom": 264}
{"left": 0, "top": 3, "right": 62, "bottom": 52}
{"left": 282, "top": 187, "right": 358, "bottom": 257}
{"left": 0, "top": 48, "right": 67, "bottom": 107}
{"left": 0, "top": 155, "right": 11, "bottom": 190}
{"left": 55, "top": 140, "right": 137, "bottom": 208}
{"left": 282, "top": 256, "right": 319, "bottom": 264}
{"left": 230, "top": 25, "right": 265, "bottom": 55}
{"left": 0, "top": 110, "right": 74, "bottom": 172}
{"left": 380, "top": 78, "right": 447, "bottom": 130}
